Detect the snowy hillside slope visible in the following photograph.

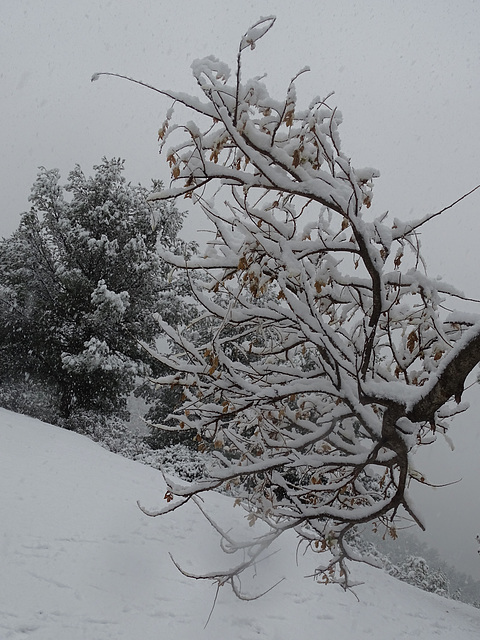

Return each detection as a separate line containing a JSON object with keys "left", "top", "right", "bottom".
{"left": 1, "top": 408, "right": 480, "bottom": 639}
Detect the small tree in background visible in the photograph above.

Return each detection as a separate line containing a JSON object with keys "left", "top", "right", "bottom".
{"left": 95, "top": 18, "right": 480, "bottom": 594}
{"left": 0, "top": 158, "right": 195, "bottom": 424}
{"left": 391, "top": 556, "right": 449, "bottom": 597}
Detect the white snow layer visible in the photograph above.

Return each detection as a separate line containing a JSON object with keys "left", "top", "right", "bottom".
{"left": 1, "top": 408, "right": 479, "bottom": 639}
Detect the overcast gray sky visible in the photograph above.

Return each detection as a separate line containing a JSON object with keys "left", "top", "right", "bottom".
{"left": 2, "top": 0, "right": 480, "bottom": 580}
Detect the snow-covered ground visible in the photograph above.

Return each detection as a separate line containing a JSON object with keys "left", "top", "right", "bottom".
{"left": 1, "top": 408, "right": 479, "bottom": 639}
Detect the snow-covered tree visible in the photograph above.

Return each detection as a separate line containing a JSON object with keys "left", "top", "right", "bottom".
{"left": 390, "top": 556, "right": 449, "bottom": 597}
{"left": 0, "top": 158, "right": 194, "bottom": 422}
{"left": 95, "top": 18, "right": 480, "bottom": 592}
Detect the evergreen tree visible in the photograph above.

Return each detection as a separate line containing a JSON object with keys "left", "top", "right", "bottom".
{"left": 0, "top": 158, "right": 195, "bottom": 424}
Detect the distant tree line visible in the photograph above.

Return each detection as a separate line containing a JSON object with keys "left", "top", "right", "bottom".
{"left": 351, "top": 527, "right": 480, "bottom": 606}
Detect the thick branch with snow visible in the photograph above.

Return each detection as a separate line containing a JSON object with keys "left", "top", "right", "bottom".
{"left": 97, "top": 17, "right": 480, "bottom": 593}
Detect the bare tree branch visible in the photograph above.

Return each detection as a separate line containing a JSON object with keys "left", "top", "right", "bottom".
{"left": 96, "top": 18, "right": 480, "bottom": 596}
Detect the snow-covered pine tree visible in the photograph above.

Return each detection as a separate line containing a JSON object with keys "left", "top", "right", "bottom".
{"left": 0, "top": 158, "right": 195, "bottom": 424}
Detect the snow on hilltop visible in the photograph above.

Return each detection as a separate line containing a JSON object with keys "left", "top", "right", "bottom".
{"left": 1, "top": 408, "right": 479, "bottom": 639}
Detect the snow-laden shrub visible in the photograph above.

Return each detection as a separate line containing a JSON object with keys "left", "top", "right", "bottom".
{"left": 62, "top": 411, "right": 145, "bottom": 455}
{"left": 347, "top": 530, "right": 452, "bottom": 599}
{"left": 136, "top": 443, "right": 208, "bottom": 483}
{"left": 389, "top": 555, "right": 449, "bottom": 597}
{"left": 69, "top": 409, "right": 208, "bottom": 483}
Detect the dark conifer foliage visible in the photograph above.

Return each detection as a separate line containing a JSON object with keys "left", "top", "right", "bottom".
{"left": 0, "top": 158, "right": 194, "bottom": 423}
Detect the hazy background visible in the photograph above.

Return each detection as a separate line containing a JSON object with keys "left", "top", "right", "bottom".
{"left": 1, "top": 0, "right": 480, "bottom": 580}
